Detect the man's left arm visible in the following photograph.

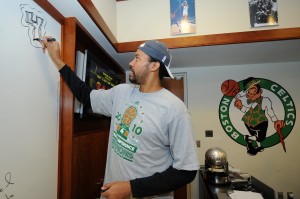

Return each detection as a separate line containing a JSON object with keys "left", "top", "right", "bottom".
{"left": 130, "top": 166, "right": 197, "bottom": 198}
{"left": 130, "top": 109, "right": 199, "bottom": 197}
{"left": 101, "top": 166, "right": 196, "bottom": 198}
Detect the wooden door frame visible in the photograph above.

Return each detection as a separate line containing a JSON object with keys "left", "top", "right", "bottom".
{"left": 162, "top": 73, "right": 191, "bottom": 199}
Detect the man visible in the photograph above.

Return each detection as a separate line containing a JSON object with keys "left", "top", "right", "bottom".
{"left": 42, "top": 38, "right": 200, "bottom": 199}
{"left": 181, "top": 0, "right": 189, "bottom": 21}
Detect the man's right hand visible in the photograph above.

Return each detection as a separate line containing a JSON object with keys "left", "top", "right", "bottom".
{"left": 41, "top": 36, "right": 65, "bottom": 70}
{"left": 101, "top": 181, "right": 132, "bottom": 199}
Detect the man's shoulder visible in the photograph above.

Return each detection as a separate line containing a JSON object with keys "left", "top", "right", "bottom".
{"left": 161, "top": 89, "right": 187, "bottom": 111}
{"left": 114, "top": 83, "right": 138, "bottom": 90}
{"left": 111, "top": 83, "right": 139, "bottom": 95}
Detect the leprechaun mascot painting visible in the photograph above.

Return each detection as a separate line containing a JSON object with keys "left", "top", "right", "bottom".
{"left": 234, "top": 77, "right": 285, "bottom": 155}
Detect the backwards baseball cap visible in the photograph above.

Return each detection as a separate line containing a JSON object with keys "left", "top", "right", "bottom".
{"left": 138, "top": 40, "right": 174, "bottom": 78}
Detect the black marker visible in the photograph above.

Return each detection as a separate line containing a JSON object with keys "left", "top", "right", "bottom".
{"left": 33, "top": 38, "right": 56, "bottom": 42}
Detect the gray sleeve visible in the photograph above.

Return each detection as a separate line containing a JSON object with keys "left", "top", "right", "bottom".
{"left": 90, "top": 88, "right": 114, "bottom": 117}
{"left": 169, "top": 112, "right": 200, "bottom": 170}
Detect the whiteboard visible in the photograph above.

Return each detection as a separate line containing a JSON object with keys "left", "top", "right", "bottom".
{"left": 0, "top": 0, "right": 60, "bottom": 198}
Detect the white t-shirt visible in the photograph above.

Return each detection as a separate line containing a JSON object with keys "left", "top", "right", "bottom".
{"left": 90, "top": 84, "right": 200, "bottom": 198}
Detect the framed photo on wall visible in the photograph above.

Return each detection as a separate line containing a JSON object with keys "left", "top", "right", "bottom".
{"left": 248, "top": 0, "right": 279, "bottom": 28}
{"left": 170, "top": 0, "right": 196, "bottom": 35}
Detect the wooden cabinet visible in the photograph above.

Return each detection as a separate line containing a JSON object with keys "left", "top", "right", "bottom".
{"left": 59, "top": 17, "right": 125, "bottom": 199}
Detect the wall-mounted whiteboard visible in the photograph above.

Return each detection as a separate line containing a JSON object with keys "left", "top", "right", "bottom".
{"left": 0, "top": 0, "right": 60, "bottom": 198}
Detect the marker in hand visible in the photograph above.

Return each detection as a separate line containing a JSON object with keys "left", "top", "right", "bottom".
{"left": 33, "top": 37, "right": 56, "bottom": 42}
{"left": 34, "top": 37, "right": 56, "bottom": 53}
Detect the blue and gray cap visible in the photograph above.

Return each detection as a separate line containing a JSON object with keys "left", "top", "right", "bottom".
{"left": 138, "top": 40, "right": 174, "bottom": 78}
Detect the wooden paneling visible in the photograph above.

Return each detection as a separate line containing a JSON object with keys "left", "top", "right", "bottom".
{"left": 72, "top": 131, "right": 109, "bottom": 199}
{"left": 116, "top": 27, "right": 300, "bottom": 52}
{"left": 174, "top": 186, "right": 188, "bottom": 199}
{"left": 58, "top": 17, "right": 78, "bottom": 199}
{"left": 162, "top": 78, "right": 184, "bottom": 102}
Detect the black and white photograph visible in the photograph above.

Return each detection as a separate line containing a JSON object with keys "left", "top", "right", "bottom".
{"left": 248, "top": 0, "right": 279, "bottom": 28}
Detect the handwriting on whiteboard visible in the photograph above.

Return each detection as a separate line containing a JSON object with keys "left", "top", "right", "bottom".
{"left": 20, "top": 3, "right": 48, "bottom": 48}
{"left": 0, "top": 172, "right": 15, "bottom": 199}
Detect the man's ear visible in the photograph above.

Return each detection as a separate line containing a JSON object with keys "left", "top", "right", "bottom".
{"left": 150, "top": 61, "right": 160, "bottom": 72}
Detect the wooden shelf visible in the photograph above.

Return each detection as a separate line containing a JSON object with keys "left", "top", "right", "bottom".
{"left": 59, "top": 17, "right": 125, "bottom": 199}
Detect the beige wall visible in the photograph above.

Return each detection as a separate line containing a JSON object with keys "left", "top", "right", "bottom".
{"left": 169, "top": 61, "right": 300, "bottom": 199}
{"left": 116, "top": 0, "right": 300, "bottom": 42}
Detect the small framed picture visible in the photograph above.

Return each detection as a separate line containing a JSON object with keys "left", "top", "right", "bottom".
{"left": 170, "top": 0, "right": 196, "bottom": 35}
{"left": 248, "top": 0, "right": 279, "bottom": 28}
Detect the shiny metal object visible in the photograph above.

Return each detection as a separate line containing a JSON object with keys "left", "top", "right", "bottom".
{"left": 204, "top": 147, "right": 231, "bottom": 185}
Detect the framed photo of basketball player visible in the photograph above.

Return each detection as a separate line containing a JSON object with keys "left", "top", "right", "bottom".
{"left": 170, "top": 0, "right": 196, "bottom": 35}
{"left": 248, "top": 0, "right": 279, "bottom": 28}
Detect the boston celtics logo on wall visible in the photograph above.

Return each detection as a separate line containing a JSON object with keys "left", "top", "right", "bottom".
{"left": 218, "top": 77, "right": 296, "bottom": 156}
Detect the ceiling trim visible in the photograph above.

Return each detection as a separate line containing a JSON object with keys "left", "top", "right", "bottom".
{"left": 116, "top": 27, "right": 300, "bottom": 52}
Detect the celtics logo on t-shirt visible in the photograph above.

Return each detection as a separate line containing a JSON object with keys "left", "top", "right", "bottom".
{"left": 219, "top": 77, "right": 296, "bottom": 156}
{"left": 112, "top": 101, "right": 144, "bottom": 162}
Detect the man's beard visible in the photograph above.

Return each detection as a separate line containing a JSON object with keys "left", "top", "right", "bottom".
{"left": 129, "top": 76, "right": 137, "bottom": 84}
{"left": 129, "top": 63, "right": 150, "bottom": 85}
{"left": 129, "top": 71, "right": 137, "bottom": 84}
